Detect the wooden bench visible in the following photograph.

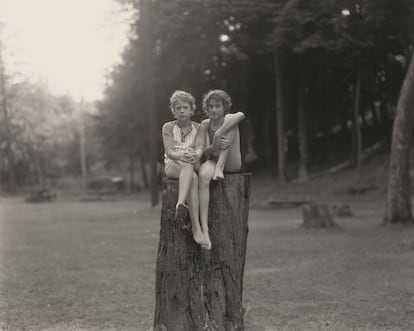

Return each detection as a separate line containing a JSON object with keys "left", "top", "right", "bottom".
{"left": 25, "top": 189, "right": 56, "bottom": 203}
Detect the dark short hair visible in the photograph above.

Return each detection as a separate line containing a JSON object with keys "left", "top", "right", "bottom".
{"left": 202, "top": 90, "right": 232, "bottom": 115}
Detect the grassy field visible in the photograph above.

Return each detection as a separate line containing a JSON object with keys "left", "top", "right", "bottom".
{"left": 1, "top": 182, "right": 414, "bottom": 330}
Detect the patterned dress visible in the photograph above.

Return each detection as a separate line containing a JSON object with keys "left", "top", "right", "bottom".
{"left": 163, "top": 121, "right": 200, "bottom": 171}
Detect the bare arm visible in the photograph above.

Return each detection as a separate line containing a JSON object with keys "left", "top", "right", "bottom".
{"left": 162, "top": 122, "right": 182, "bottom": 161}
{"left": 194, "top": 124, "right": 206, "bottom": 161}
{"left": 215, "top": 112, "right": 245, "bottom": 137}
{"left": 212, "top": 112, "right": 245, "bottom": 149}
{"left": 200, "top": 119, "right": 216, "bottom": 159}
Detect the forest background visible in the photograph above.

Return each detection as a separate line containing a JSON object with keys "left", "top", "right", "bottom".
{"left": 1, "top": 0, "right": 414, "bottom": 206}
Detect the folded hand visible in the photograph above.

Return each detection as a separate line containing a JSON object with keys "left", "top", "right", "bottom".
{"left": 213, "top": 133, "right": 231, "bottom": 151}
{"left": 182, "top": 150, "right": 198, "bottom": 163}
{"left": 219, "top": 136, "right": 231, "bottom": 150}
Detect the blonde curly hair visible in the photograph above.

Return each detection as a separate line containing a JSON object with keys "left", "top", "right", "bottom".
{"left": 202, "top": 90, "right": 232, "bottom": 115}
{"left": 169, "top": 90, "right": 196, "bottom": 114}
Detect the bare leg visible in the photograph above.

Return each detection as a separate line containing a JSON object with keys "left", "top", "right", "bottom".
{"left": 166, "top": 161, "right": 207, "bottom": 246}
{"left": 198, "top": 161, "right": 215, "bottom": 250}
{"left": 213, "top": 127, "right": 239, "bottom": 180}
{"left": 165, "top": 161, "right": 192, "bottom": 218}
{"left": 176, "top": 162, "right": 195, "bottom": 207}
{"left": 213, "top": 148, "right": 230, "bottom": 180}
{"left": 187, "top": 172, "right": 207, "bottom": 245}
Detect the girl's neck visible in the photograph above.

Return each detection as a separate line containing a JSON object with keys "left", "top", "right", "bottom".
{"left": 210, "top": 117, "right": 224, "bottom": 130}
{"left": 176, "top": 118, "right": 191, "bottom": 128}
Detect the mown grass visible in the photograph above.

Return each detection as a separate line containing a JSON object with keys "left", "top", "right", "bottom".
{"left": 1, "top": 184, "right": 414, "bottom": 330}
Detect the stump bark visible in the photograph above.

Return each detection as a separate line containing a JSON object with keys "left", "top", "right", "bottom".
{"left": 154, "top": 173, "right": 251, "bottom": 331}
{"left": 302, "top": 203, "right": 336, "bottom": 228}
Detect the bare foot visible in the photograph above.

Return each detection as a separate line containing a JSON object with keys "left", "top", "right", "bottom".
{"left": 175, "top": 203, "right": 188, "bottom": 220}
{"left": 201, "top": 232, "right": 212, "bottom": 250}
{"left": 192, "top": 230, "right": 206, "bottom": 245}
{"left": 212, "top": 165, "right": 224, "bottom": 181}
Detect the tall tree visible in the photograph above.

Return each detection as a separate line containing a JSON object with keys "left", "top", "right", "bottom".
{"left": 385, "top": 51, "right": 414, "bottom": 224}
{"left": 274, "top": 49, "right": 286, "bottom": 184}
{"left": 297, "top": 63, "right": 308, "bottom": 182}
{"left": 0, "top": 40, "right": 16, "bottom": 191}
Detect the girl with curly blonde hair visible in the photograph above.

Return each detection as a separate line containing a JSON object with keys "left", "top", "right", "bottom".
{"left": 162, "top": 90, "right": 207, "bottom": 247}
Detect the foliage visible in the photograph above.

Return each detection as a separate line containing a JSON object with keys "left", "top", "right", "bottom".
{"left": 101, "top": 0, "right": 413, "bottom": 173}
{"left": 0, "top": 77, "right": 81, "bottom": 186}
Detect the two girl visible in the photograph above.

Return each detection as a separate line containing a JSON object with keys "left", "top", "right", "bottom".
{"left": 162, "top": 90, "right": 244, "bottom": 250}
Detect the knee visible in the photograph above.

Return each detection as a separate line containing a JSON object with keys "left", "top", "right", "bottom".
{"left": 223, "top": 128, "right": 237, "bottom": 141}
{"left": 199, "top": 169, "right": 212, "bottom": 184}
{"left": 198, "top": 171, "right": 208, "bottom": 183}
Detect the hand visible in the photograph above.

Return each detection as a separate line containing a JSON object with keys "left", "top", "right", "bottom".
{"left": 181, "top": 149, "right": 198, "bottom": 164}
{"left": 212, "top": 134, "right": 221, "bottom": 151}
{"left": 218, "top": 136, "right": 231, "bottom": 150}
{"left": 204, "top": 145, "right": 213, "bottom": 159}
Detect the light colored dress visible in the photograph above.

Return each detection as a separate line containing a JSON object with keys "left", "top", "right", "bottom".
{"left": 162, "top": 120, "right": 201, "bottom": 172}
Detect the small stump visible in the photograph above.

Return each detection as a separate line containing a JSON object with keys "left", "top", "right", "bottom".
{"left": 154, "top": 173, "right": 251, "bottom": 331}
{"left": 332, "top": 204, "right": 354, "bottom": 218}
{"left": 302, "top": 203, "right": 336, "bottom": 228}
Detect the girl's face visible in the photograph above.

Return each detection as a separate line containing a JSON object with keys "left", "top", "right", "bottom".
{"left": 173, "top": 100, "right": 193, "bottom": 120}
{"left": 206, "top": 98, "right": 225, "bottom": 120}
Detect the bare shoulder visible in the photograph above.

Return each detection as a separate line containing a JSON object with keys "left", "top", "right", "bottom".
{"left": 200, "top": 119, "right": 210, "bottom": 129}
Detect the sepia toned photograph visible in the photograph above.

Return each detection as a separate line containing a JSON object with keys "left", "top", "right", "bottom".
{"left": 0, "top": 0, "right": 414, "bottom": 330}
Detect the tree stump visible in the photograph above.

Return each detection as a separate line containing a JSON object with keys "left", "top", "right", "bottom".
{"left": 332, "top": 204, "right": 354, "bottom": 218}
{"left": 302, "top": 203, "right": 336, "bottom": 228}
{"left": 154, "top": 173, "right": 251, "bottom": 331}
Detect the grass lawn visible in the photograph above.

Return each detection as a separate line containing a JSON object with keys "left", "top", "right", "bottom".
{"left": 1, "top": 183, "right": 414, "bottom": 330}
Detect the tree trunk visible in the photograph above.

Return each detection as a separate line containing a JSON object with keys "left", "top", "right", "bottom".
{"left": 79, "top": 104, "right": 88, "bottom": 187}
{"left": 154, "top": 173, "right": 251, "bottom": 331}
{"left": 264, "top": 103, "right": 273, "bottom": 174}
{"left": 35, "top": 158, "right": 43, "bottom": 188}
{"left": 297, "top": 71, "right": 308, "bottom": 183}
{"left": 142, "top": 0, "right": 159, "bottom": 206}
{"left": 128, "top": 147, "right": 135, "bottom": 192}
{"left": 40, "top": 155, "right": 47, "bottom": 190}
{"left": 140, "top": 150, "right": 149, "bottom": 188}
{"left": 0, "top": 42, "right": 17, "bottom": 192}
{"left": 371, "top": 101, "right": 379, "bottom": 128}
{"left": 352, "top": 62, "right": 362, "bottom": 176}
{"left": 274, "top": 49, "right": 286, "bottom": 186}
{"left": 385, "top": 51, "right": 414, "bottom": 224}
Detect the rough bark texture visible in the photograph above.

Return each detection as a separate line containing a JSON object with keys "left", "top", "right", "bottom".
{"left": 385, "top": 51, "right": 414, "bottom": 224}
{"left": 302, "top": 203, "right": 336, "bottom": 228}
{"left": 154, "top": 173, "right": 251, "bottom": 331}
